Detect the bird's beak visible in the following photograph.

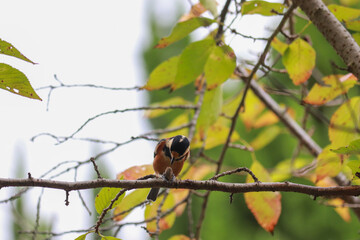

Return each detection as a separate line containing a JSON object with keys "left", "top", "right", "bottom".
{"left": 170, "top": 157, "right": 175, "bottom": 165}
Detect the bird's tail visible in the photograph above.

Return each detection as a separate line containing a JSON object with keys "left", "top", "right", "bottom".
{"left": 147, "top": 188, "right": 160, "bottom": 201}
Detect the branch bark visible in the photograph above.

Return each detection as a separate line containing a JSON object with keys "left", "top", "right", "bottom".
{"left": 1, "top": 177, "right": 360, "bottom": 197}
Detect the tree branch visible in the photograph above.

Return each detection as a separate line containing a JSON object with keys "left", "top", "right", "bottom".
{"left": 1, "top": 177, "right": 360, "bottom": 197}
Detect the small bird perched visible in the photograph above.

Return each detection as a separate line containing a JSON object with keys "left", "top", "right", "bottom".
{"left": 147, "top": 135, "right": 190, "bottom": 201}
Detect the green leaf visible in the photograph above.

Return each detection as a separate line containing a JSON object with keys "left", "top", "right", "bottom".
{"left": 196, "top": 86, "right": 223, "bottom": 137}
{"left": 347, "top": 19, "right": 360, "bottom": 31}
{"left": 250, "top": 125, "right": 281, "bottom": 150}
{"left": 113, "top": 189, "right": 148, "bottom": 221}
{"left": 282, "top": 38, "right": 315, "bottom": 85}
{"left": 74, "top": 232, "right": 90, "bottom": 240}
{"left": 101, "top": 236, "right": 122, "bottom": 240}
{"left": 329, "top": 97, "right": 360, "bottom": 148}
{"left": 0, "top": 38, "right": 35, "bottom": 64}
{"left": 241, "top": 1, "right": 286, "bottom": 16}
{"left": 200, "top": 0, "right": 218, "bottom": 17}
{"left": 204, "top": 44, "right": 236, "bottom": 90}
{"left": 142, "top": 56, "right": 179, "bottom": 90}
{"left": 347, "top": 160, "right": 360, "bottom": 182}
{"left": 155, "top": 17, "right": 215, "bottom": 48}
{"left": 303, "top": 74, "right": 357, "bottom": 106}
{"left": 95, "top": 188, "right": 124, "bottom": 214}
{"left": 0, "top": 63, "right": 41, "bottom": 100}
{"left": 328, "top": 4, "right": 360, "bottom": 22}
{"left": 173, "top": 39, "right": 215, "bottom": 90}
{"left": 331, "top": 139, "right": 360, "bottom": 155}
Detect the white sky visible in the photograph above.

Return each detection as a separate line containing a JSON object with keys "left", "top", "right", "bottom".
{"left": 0, "top": 0, "right": 275, "bottom": 239}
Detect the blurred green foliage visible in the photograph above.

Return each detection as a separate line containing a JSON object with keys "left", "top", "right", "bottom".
{"left": 140, "top": 1, "right": 360, "bottom": 240}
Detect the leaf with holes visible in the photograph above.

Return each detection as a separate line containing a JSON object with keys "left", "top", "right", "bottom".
{"left": 315, "top": 145, "right": 347, "bottom": 182}
{"left": 0, "top": 38, "right": 35, "bottom": 64}
{"left": 282, "top": 38, "right": 315, "bottom": 85}
{"left": 329, "top": 97, "right": 360, "bottom": 148}
{"left": 145, "top": 192, "right": 176, "bottom": 233}
{"left": 144, "top": 97, "right": 192, "bottom": 118}
{"left": 196, "top": 86, "right": 222, "bottom": 138}
{"left": 95, "top": 188, "right": 124, "bottom": 214}
{"left": 113, "top": 189, "right": 148, "bottom": 221}
{"left": 303, "top": 74, "right": 357, "bottom": 106}
{"left": 331, "top": 139, "right": 360, "bottom": 155}
{"left": 244, "top": 160, "right": 281, "bottom": 234}
{"left": 173, "top": 39, "right": 215, "bottom": 90}
{"left": 241, "top": 1, "right": 286, "bottom": 16}
{"left": 155, "top": 17, "right": 215, "bottom": 48}
{"left": 142, "top": 56, "right": 179, "bottom": 90}
{"left": 204, "top": 44, "right": 236, "bottom": 90}
{"left": 347, "top": 160, "right": 360, "bottom": 183}
{"left": 0, "top": 63, "right": 41, "bottom": 100}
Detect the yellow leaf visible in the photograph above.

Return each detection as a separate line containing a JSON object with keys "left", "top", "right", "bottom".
{"left": 145, "top": 193, "right": 176, "bottom": 233}
{"left": 283, "top": 38, "right": 315, "bottom": 85}
{"left": 315, "top": 145, "right": 347, "bottom": 182}
{"left": 329, "top": 97, "right": 360, "bottom": 148}
{"left": 303, "top": 74, "right": 357, "bottom": 106}
{"left": 250, "top": 126, "right": 281, "bottom": 150}
{"left": 160, "top": 113, "right": 190, "bottom": 139}
{"left": 144, "top": 97, "right": 192, "bottom": 118}
{"left": 271, "top": 37, "right": 288, "bottom": 55}
{"left": 113, "top": 189, "right": 148, "bottom": 221}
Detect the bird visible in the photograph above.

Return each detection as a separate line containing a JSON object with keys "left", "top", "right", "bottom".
{"left": 147, "top": 135, "right": 190, "bottom": 201}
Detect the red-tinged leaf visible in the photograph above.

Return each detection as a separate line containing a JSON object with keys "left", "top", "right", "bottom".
{"left": 160, "top": 113, "right": 190, "bottom": 139}
{"left": 205, "top": 44, "right": 236, "bottom": 90}
{"left": 282, "top": 38, "right": 315, "bottom": 85}
{"left": 196, "top": 86, "right": 222, "bottom": 137}
{"left": 328, "top": 4, "right": 360, "bottom": 22}
{"left": 303, "top": 74, "right": 357, "bottom": 106}
{"left": 173, "top": 39, "right": 215, "bottom": 90}
{"left": 169, "top": 235, "right": 191, "bottom": 240}
{"left": 179, "top": 3, "right": 208, "bottom": 22}
{"left": 244, "top": 160, "right": 281, "bottom": 234}
{"left": 116, "top": 165, "right": 153, "bottom": 180}
{"left": 271, "top": 37, "right": 288, "bottom": 55}
{"left": 315, "top": 145, "right": 347, "bottom": 182}
{"left": 142, "top": 56, "right": 179, "bottom": 91}
{"left": 329, "top": 97, "right": 360, "bottom": 148}
{"left": 144, "top": 97, "right": 192, "bottom": 118}
{"left": 0, "top": 38, "right": 36, "bottom": 64}
{"left": 250, "top": 126, "right": 281, "bottom": 150}
{"left": 241, "top": 1, "right": 286, "bottom": 16}
{"left": 113, "top": 189, "right": 148, "bottom": 221}
{"left": 155, "top": 17, "right": 215, "bottom": 48}
{"left": 145, "top": 193, "right": 176, "bottom": 233}
{"left": 0, "top": 63, "right": 42, "bottom": 100}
